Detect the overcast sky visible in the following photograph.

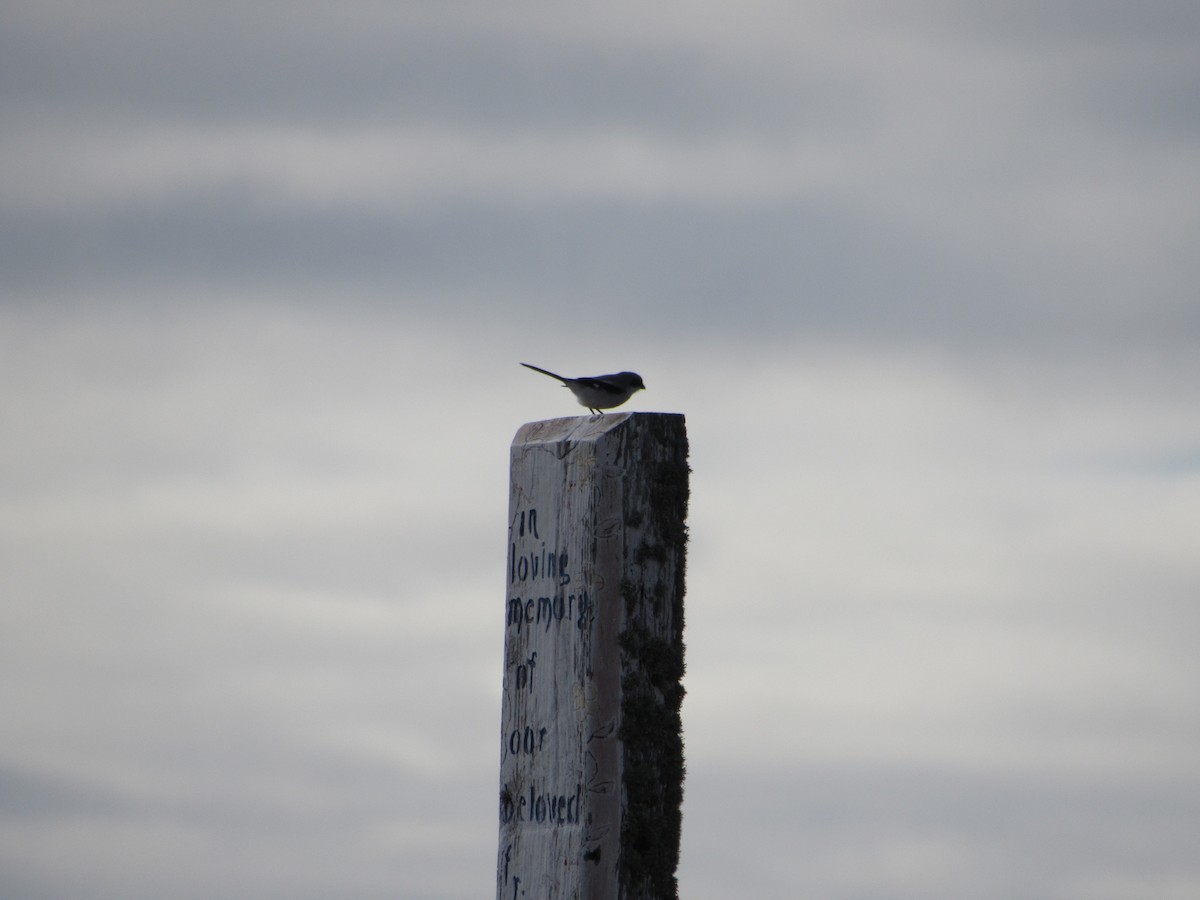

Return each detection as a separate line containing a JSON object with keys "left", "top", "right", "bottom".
{"left": 2, "top": 2, "right": 1199, "bottom": 899}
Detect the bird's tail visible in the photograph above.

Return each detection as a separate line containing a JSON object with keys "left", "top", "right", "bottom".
{"left": 520, "top": 363, "right": 567, "bottom": 382}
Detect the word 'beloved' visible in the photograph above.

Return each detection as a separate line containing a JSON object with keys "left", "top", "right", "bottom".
{"left": 499, "top": 782, "right": 583, "bottom": 825}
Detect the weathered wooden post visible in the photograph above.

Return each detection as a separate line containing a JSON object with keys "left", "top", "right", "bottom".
{"left": 497, "top": 412, "right": 688, "bottom": 900}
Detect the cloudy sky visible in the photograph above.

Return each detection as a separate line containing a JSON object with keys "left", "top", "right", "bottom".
{"left": 3, "top": 1, "right": 1199, "bottom": 898}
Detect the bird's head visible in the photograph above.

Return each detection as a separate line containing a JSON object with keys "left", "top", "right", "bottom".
{"left": 617, "top": 372, "right": 646, "bottom": 392}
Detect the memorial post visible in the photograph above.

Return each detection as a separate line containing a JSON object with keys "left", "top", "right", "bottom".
{"left": 497, "top": 412, "right": 688, "bottom": 900}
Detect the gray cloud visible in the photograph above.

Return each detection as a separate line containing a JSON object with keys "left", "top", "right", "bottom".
{"left": 683, "top": 762, "right": 1200, "bottom": 899}
{"left": 3, "top": 3, "right": 1199, "bottom": 899}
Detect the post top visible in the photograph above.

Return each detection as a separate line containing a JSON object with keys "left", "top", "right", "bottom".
{"left": 512, "top": 411, "right": 684, "bottom": 448}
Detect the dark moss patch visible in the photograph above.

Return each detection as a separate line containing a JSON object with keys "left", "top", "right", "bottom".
{"left": 616, "top": 415, "right": 689, "bottom": 900}
{"left": 618, "top": 631, "right": 686, "bottom": 900}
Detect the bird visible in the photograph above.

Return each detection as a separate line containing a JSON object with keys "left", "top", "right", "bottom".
{"left": 521, "top": 363, "right": 646, "bottom": 415}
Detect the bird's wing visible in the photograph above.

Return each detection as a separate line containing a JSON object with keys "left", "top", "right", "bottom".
{"left": 572, "top": 376, "right": 628, "bottom": 395}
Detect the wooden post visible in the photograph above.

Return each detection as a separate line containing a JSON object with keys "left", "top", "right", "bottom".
{"left": 497, "top": 412, "right": 689, "bottom": 900}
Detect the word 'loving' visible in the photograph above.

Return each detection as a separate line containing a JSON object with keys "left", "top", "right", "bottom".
{"left": 509, "top": 507, "right": 570, "bottom": 587}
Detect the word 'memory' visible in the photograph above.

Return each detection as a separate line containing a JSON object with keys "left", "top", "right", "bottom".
{"left": 506, "top": 590, "right": 591, "bottom": 634}
{"left": 499, "top": 782, "right": 583, "bottom": 826}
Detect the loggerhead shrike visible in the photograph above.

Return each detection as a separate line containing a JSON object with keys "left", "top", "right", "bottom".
{"left": 521, "top": 363, "right": 646, "bottom": 415}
